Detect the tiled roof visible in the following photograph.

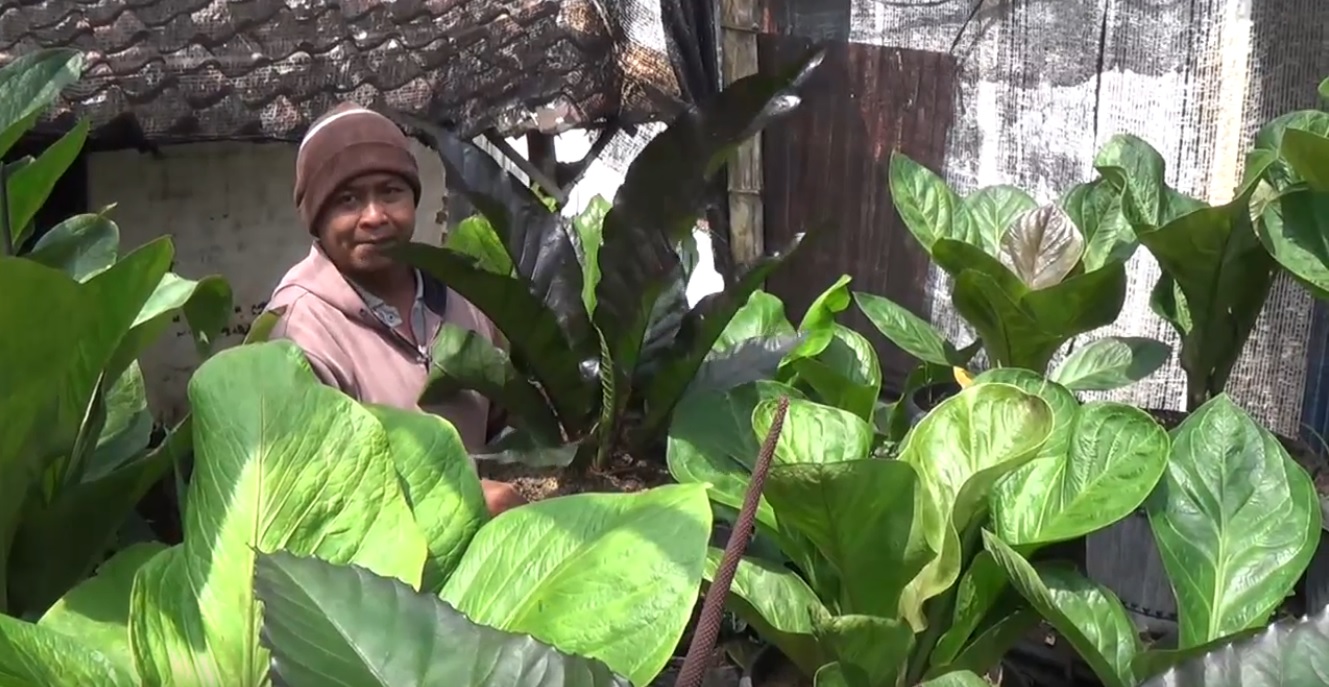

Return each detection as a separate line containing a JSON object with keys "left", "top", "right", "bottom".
{"left": 0, "top": 0, "right": 681, "bottom": 143}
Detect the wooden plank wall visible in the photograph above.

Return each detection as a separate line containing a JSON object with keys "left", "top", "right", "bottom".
{"left": 758, "top": 35, "right": 958, "bottom": 387}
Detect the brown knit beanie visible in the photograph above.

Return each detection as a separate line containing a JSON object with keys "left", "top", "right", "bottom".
{"left": 293, "top": 102, "right": 421, "bottom": 234}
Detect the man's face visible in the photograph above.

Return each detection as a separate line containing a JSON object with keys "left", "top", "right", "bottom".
{"left": 316, "top": 172, "right": 416, "bottom": 276}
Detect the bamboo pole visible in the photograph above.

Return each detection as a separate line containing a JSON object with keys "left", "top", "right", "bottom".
{"left": 720, "top": 0, "right": 764, "bottom": 268}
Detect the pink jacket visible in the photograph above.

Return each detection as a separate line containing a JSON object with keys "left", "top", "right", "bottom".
{"left": 267, "top": 245, "right": 496, "bottom": 450}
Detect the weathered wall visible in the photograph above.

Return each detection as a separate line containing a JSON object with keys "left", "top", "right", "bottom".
{"left": 837, "top": 0, "right": 1329, "bottom": 434}
{"left": 88, "top": 139, "right": 450, "bottom": 423}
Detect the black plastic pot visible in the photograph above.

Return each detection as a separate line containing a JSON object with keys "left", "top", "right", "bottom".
{"left": 739, "top": 645, "right": 805, "bottom": 687}
{"left": 1296, "top": 501, "right": 1329, "bottom": 614}
{"left": 1084, "top": 509, "right": 1180, "bottom": 642}
{"left": 905, "top": 381, "right": 963, "bottom": 427}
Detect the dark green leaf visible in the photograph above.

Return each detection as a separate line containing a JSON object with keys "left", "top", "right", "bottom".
{"left": 0, "top": 49, "right": 84, "bottom": 160}
{"left": 640, "top": 235, "right": 805, "bottom": 438}
{"left": 688, "top": 334, "right": 801, "bottom": 396}
{"left": 392, "top": 115, "right": 590, "bottom": 348}
{"left": 421, "top": 323, "right": 563, "bottom": 444}
{"left": 8, "top": 119, "right": 88, "bottom": 246}
{"left": 935, "top": 608, "right": 1038, "bottom": 679}
{"left": 932, "top": 552, "right": 1008, "bottom": 666}
{"left": 1136, "top": 606, "right": 1329, "bottom": 687}
{"left": 854, "top": 291, "right": 962, "bottom": 367}
{"left": 1050, "top": 336, "right": 1171, "bottom": 391}
{"left": 1257, "top": 188, "right": 1329, "bottom": 300}
{"left": 1147, "top": 395, "right": 1319, "bottom": 648}
{"left": 984, "top": 533, "right": 1140, "bottom": 687}
{"left": 256, "top": 551, "right": 630, "bottom": 687}
{"left": 592, "top": 51, "right": 821, "bottom": 378}
{"left": 1093, "top": 134, "right": 1169, "bottom": 228}
{"left": 399, "top": 244, "right": 593, "bottom": 431}
{"left": 1320, "top": 76, "right": 1329, "bottom": 107}
{"left": 24, "top": 212, "right": 119, "bottom": 280}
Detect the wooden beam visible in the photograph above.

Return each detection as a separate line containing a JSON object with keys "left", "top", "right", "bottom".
{"left": 759, "top": 36, "right": 959, "bottom": 388}
{"left": 721, "top": 0, "right": 765, "bottom": 267}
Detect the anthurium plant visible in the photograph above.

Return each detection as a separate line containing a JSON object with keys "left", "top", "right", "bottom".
{"left": 876, "top": 154, "right": 1162, "bottom": 380}
{"left": 390, "top": 49, "right": 824, "bottom": 470}
{"left": 0, "top": 48, "right": 234, "bottom": 618}
{"left": 1091, "top": 134, "right": 1276, "bottom": 410}
{"left": 0, "top": 342, "right": 712, "bottom": 685}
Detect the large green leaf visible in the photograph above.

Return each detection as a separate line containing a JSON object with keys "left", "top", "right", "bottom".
{"left": 754, "top": 396, "right": 874, "bottom": 465}
{"left": 366, "top": 404, "right": 488, "bottom": 593}
{"left": 687, "top": 334, "right": 802, "bottom": 397}
{"left": 706, "top": 550, "right": 826, "bottom": 675}
{"left": 8, "top": 119, "right": 88, "bottom": 246}
{"left": 1060, "top": 180, "right": 1137, "bottom": 271}
{"left": 440, "top": 484, "right": 713, "bottom": 686}
{"left": 964, "top": 185, "right": 1037, "bottom": 254}
{"left": 0, "top": 49, "right": 84, "bottom": 162}
{"left": 38, "top": 542, "right": 167, "bottom": 676}
{"left": 24, "top": 212, "right": 120, "bottom": 280}
{"left": 128, "top": 341, "right": 429, "bottom": 686}
{"left": 444, "top": 215, "right": 515, "bottom": 276}
{"left": 591, "top": 51, "right": 821, "bottom": 380}
{"left": 992, "top": 401, "right": 1170, "bottom": 546}
{"left": 889, "top": 153, "right": 979, "bottom": 251}
{"left": 399, "top": 243, "right": 594, "bottom": 430}
{"left": 666, "top": 381, "right": 802, "bottom": 531}
{"left": 1256, "top": 188, "right": 1329, "bottom": 300}
{"left": 105, "top": 270, "right": 234, "bottom": 385}
{"left": 984, "top": 533, "right": 1140, "bottom": 687}
{"left": 784, "top": 273, "right": 852, "bottom": 366}
{"left": 640, "top": 234, "right": 806, "bottom": 437}
{"left": 788, "top": 324, "right": 881, "bottom": 422}
{"left": 812, "top": 611, "right": 913, "bottom": 687}
{"left": 766, "top": 460, "right": 934, "bottom": 622}
{"left": 1136, "top": 603, "right": 1329, "bottom": 687}
{"left": 86, "top": 362, "right": 153, "bottom": 480}
{"left": 1050, "top": 336, "right": 1171, "bottom": 391}
{"left": 714, "top": 290, "right": 795, "bottom": 350}
{"left": 1147, "top": 394, "right": 1320, "bottom": 649}
{"left": 971, "top": 368, "right": 1077, "bottom": 462}
{"left": 255, "top": 551, "right": 630, "bottom": 687}
{"left": 895, "top": 384, "right": 1054, "bottom": 626}
{"left": 420, "top": 323, "right": 563, "bottom": 444}
{"left": 0, "top": 612, "right": 137, "bottom": 686}
{"left": 930, "top": 552, "right": 1008, "bottom": 668}
{"left": 8, "top": 413, "right": 189, "bottom": 616}
{"left": 853, "top": 291, "right": 965, "bottom": 367}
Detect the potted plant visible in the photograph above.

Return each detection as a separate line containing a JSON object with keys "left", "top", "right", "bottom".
{"left": 1236, "top": 80, "right": 1329, "bottom": 616}
{"left": 384, "top": 49, "right": 824, "bottom": 493}
{"left": 855, "top": 153, "right": 1169, "bottom": 432}
{"left": 1085, "top": 123, "right": 1325, "bottom": 634}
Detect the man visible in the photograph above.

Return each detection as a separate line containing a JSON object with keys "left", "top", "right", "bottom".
{"left": 267, "top": 102, "right": 525, "bottom": 516}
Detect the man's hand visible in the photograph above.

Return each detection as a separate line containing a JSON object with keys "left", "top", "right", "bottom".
{"left": 481, "top": 479, "right": 527, "bottom": 516}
